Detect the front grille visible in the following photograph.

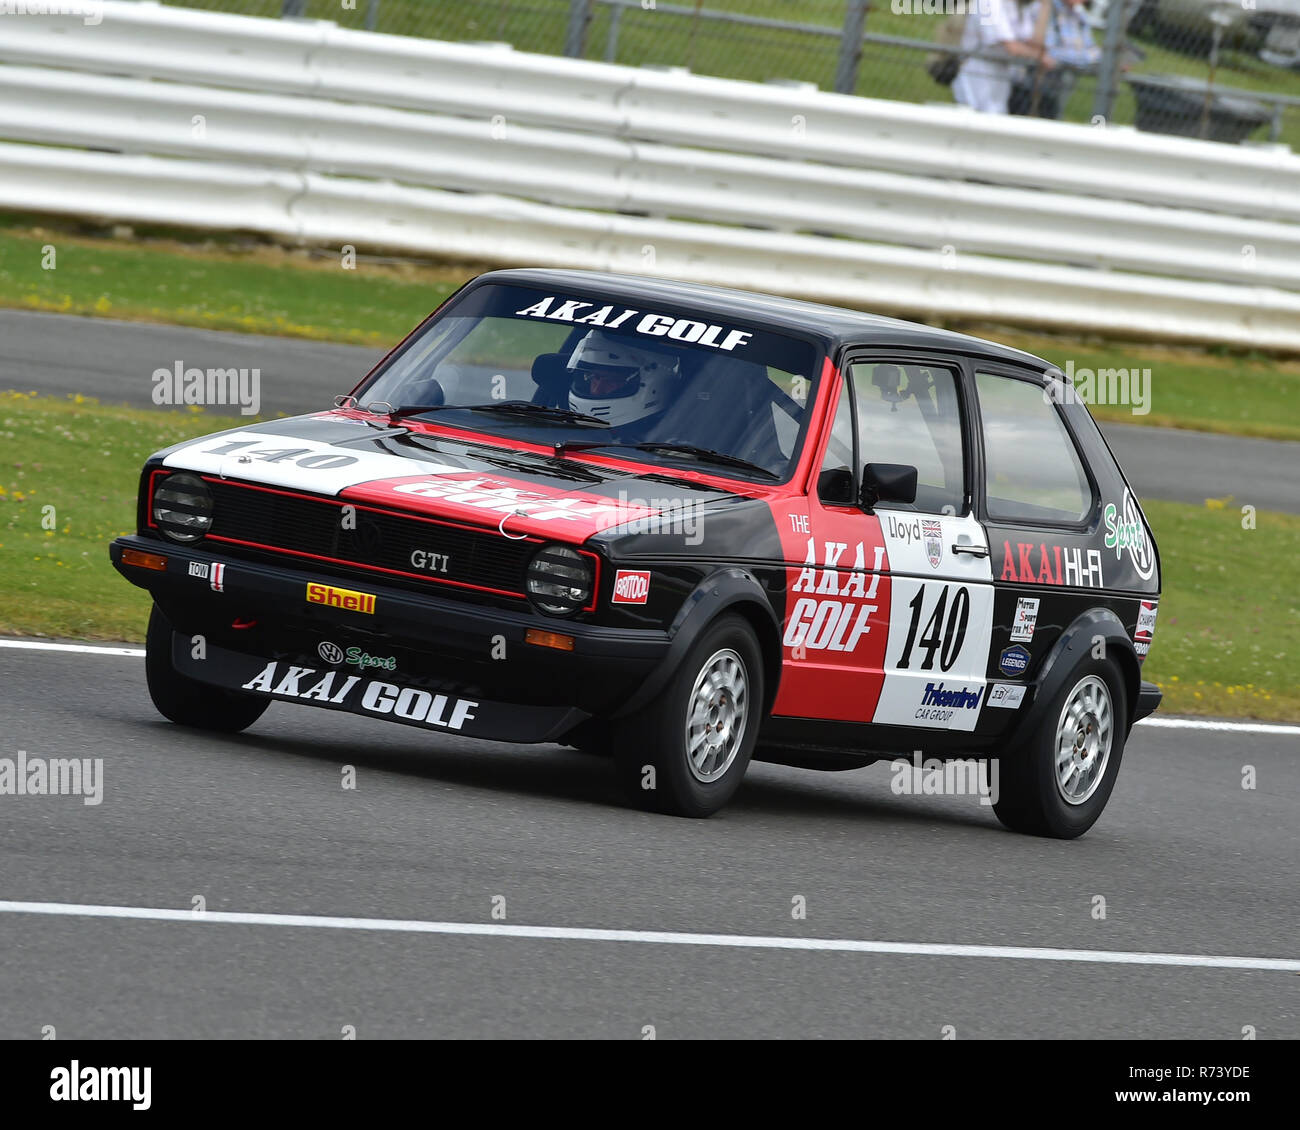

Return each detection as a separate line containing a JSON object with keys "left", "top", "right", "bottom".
{"left": 203, "top": 478, "right": 535, "bottom": 597}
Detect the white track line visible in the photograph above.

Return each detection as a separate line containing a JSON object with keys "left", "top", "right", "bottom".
{"left": 1137, "top": 717, "right": 1300, "bottom": 736}
{"left": 0, "top": 639, "right": 143, "bottom": 657}
{"left": 0, "top": 900, "right": 1295, "bottom": 972}
{"left": 2, "top": 639, "right": 1296, "bottom": 736}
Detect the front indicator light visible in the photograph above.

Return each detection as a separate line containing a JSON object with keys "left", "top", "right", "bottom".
{"left": 121, "top": 548, "right": 168, "bottom": 571}
{"left": 525, "top": 629, "right": 576, "bottom": 651}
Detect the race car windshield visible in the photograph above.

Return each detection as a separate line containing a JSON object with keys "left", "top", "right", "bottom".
{"left": 356, "top": 284, "right": 822, "bottom": 481}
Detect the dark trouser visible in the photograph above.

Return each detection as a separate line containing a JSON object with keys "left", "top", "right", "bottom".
{"left": 1009, "top": 68, "right": 1066, "bottom": 119}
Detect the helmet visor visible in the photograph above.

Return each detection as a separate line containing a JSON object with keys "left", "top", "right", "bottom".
{"left": 571, "top": 364, "right": 642, "bottom": 400}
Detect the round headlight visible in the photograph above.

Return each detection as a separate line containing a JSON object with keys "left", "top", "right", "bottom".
{"left": 526, "top": 544, "right": 593, "bottom": 615}
{"left": 152, "top": 472, "right": 214, "bottom": 543}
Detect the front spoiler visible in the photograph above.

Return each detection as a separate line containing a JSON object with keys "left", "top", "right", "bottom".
{"left": 171, "top": 633, "right": 588, "bottom": 744}
{"left": 1135, "top": 679, "right": 1163, "bottom": 723}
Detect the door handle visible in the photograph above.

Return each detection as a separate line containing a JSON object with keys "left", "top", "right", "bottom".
{"left": 951, "top": 543, "right": 990, "bottom": 557}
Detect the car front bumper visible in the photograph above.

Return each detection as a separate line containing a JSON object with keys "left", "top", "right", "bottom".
{"left": 111, "top": 535, "right": 671, "bottom": 743}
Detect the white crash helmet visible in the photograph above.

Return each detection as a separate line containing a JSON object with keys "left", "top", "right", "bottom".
{"left": 567, "top": 330, "right": 679, "bottom": 427}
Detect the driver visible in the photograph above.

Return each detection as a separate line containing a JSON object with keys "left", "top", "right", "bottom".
{"left": 567, "top": 330, "right": 680, "bottom": 436}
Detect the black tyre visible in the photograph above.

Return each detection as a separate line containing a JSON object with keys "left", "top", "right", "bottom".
{"left": 992, "top": 658, "right": 1128, "bottom": 839}
{"left": 144, "top": 605, "right": 268, "bottom": 733}
{"left": 613, "top": 613, "right": 764, "bottom": 818}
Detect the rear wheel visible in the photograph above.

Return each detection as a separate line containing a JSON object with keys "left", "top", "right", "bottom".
{"left": 145, "top": 605, "right": 268, "bottom": 733}
{"left": 613, "top": 614, "right": 763, "bottom": 817}
{"left": 992, "top": 658, "right": 1127, "bottom": 839}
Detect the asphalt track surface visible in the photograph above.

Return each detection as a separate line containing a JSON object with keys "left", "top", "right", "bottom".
{"left": 2, "top": 308, "right": 1297, "bottom": 515}
{"left": 1, "top": 644, "right": 1296, "bottom": 1039}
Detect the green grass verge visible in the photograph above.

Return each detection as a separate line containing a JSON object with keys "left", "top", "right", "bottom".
{"left": 0, "top": 218, "right": 466, "bottom": 346}
{"left": 1, "top": 392, "right": 1295, "bottom": 720}
{"left": 3, "top": 217, "right": 1298, "bottom": 441}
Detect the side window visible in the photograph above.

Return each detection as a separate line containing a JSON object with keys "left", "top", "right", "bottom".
{"left": 976, "top": 371, "right": 1092, "bottom": 524}
{"left": 817, "top": 378, "right": 855, "bottom": 504}
{"left": 848, "top": 361, "right": 966, "bottom": 515}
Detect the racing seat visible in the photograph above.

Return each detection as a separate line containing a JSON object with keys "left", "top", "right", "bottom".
{"left": 530, "top": 353, "right": 570, "bottom": 407}
{"left": 653, "top": 355, "right": 786, "bottom": 475}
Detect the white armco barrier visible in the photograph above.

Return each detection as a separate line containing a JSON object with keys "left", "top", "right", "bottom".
{"left": 3, "top": 1, "right": 1300, "bottom": 347}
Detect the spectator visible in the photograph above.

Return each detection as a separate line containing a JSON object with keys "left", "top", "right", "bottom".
{"left": 952, "top": 0, "right": 1055, "bottom": 115}
{"left": 1010, "top": 0, "right": 1101, "bottom": 119}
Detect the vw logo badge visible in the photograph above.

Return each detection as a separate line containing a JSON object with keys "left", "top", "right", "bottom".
{"left": 318, "top": 641, "right": 345, "bottom": 664}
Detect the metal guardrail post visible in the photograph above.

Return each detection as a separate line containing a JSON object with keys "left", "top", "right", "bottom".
{"left": 365, "top": 0, "right": 380, "bottom": 32}
{"left": 280, "top": 0, "right": 306, "bottom": 17}
{"left": 565, "top": 0, "right": 593, "bottom": 58}
{"left": 834, "top": 0, "right": 869, "bottom": 95}
{"left": 1091, "top": 0, "right": 1127, "bottom": 124}
{"left": 605, "top": 4, "right": 623, "bottom": 63}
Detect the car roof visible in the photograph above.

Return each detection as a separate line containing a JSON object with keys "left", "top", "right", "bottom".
{"left": 478, "top": 268, "right": 1051, "bottom": 371}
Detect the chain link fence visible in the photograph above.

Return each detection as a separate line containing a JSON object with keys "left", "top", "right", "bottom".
{"left": 139, "top": 0, "right": 1300, "bottom": 147}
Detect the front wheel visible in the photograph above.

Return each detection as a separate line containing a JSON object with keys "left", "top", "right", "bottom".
{"left": 613, "top": 614, "right": 764, "bottom": 818}
{"left": 145, "top": 605, "right": 269, "bottom": 733}
{"left": 992, "top": 659, "right": 1127, "bottom": 839}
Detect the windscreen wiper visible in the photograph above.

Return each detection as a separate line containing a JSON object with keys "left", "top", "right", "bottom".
{"left": 385, "top": 401, "right": 610, "bottom": 427}
{"left": 555, "top": 440, "right": 779, "bottom": 480}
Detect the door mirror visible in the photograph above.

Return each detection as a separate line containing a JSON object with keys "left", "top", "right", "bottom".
{"left": 817, "top": 467, "right": 854, "bottom": 505}
{"left": 860, "top": 462, "right": 917, "bottom": 511}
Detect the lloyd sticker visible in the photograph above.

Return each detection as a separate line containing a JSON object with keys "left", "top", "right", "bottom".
{"left": 922, "top": 519, "right": 943, "bottom": 569}
{"left": 880, "top": 512, "right": 992, "bottom": 581}
{"left": 1134, "top": 599, "right": 1158, "bottom": 658}
{"left": 612, "top": 570, "right": 651, "bottom": 604}
{"left": 987, "top": 683, "right": 1027, "bottom": 709}
{"left": 1010, "top": 596, "right": 1039, "bottom": 642}
{"left": 241, "top": 661, "right": 477, "bottom": 731}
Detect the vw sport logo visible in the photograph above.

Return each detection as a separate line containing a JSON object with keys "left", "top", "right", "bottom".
{"left": 612, "top": 570, "right": 651, "bottom": 604}
{"left": 1104, "top": 488, "right": 1155, "bottom": 581}
{"left": 318, "top": 641, "right": 344, "bottom": 664}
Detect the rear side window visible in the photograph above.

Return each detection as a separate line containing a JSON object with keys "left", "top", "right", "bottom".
{"left": 976, "top": 371, "right": 1092, "bottom": 524}
{"left": 848, "top": 361, "right": 966, "bottom": 514}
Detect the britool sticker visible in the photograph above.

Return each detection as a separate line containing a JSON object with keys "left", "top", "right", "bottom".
{"left": 611, "top": 570, "right": 651, "bottom": 604}
{"left": 1010, "top": 596, "right": 1039, "bottom": 642}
